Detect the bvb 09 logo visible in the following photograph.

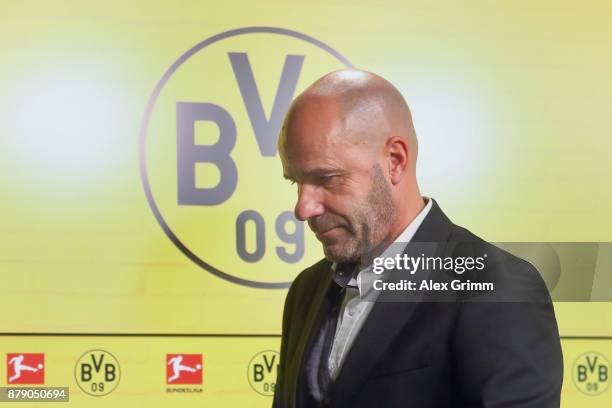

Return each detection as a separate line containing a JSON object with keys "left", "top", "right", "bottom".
{"left": 247, "top": 350, "right": 279, "bottom": 396}
{"left": 74, "top": 350, "right": 121, "bottom": 397}
{"left": 140, "top": 27, "right": 352, "bottom": 288}
{"left": 572, "top": 352, "right": 610, "bottom": 396}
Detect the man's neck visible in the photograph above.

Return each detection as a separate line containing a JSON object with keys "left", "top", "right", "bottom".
{"left": 385, "top": 193, "right": 426, "bottom": 244}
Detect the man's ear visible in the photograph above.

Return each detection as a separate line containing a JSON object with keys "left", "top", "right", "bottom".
{"left": 386, "top": 136, "right": 409, "bottom": 185}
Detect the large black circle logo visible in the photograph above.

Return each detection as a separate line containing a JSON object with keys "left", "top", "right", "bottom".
{"left": 140, "top": 27, "right": 352, "bottom": 288}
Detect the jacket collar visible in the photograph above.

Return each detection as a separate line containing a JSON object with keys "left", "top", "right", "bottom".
{"left": 328, "top": 198, "right": 456, "bottom": 407}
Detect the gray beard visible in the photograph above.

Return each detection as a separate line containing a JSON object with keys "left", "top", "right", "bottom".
{"left": 323, "top": 163, "right": 396, "bottom": 263}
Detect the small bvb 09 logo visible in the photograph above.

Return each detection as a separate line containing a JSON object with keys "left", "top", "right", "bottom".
{"left": 572, "top": 352, "right": 610, "bottom": 396}
{"left": 74, "top": 350, "right": 121, "bottom": 397}
{"left": 247, "top": 350, "right": 279, "bottom": 396}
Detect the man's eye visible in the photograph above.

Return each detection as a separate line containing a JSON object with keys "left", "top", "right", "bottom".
{"left": 322, "top": 175, "right": 340, "bottom": 186}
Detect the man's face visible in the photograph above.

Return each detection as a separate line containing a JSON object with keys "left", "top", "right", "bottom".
{"left": 279, "top": 102, "right": 396, "bottom": 263}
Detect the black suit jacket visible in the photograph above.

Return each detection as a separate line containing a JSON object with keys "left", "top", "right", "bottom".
{"left": 273, "top": 199, "right": 563, "bottom": 407}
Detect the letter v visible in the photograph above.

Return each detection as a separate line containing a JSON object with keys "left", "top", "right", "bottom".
{"left": 229, "top": 52, "right": 304, "bottom": 157}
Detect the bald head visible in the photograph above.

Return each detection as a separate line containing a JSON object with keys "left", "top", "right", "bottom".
{"left": 278, "top": 69, "right": 424, "bottom": 262}
{"left": 280, "top": 69, "right": 418, "bottom": 170}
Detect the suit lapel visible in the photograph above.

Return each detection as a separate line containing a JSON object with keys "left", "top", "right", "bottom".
{"left": 288, "top": 261, "right": 334, "bottom": 408}
{"left": 329, "top": 199, "right": 455, "bottom": 407}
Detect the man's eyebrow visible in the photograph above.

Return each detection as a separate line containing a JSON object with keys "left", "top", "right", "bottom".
{"left": 302, "top": 168, "right": 346, "bottom": 180}
{"left": 283, "top": 168, "right": 345, "bottom": 183}
{"left": 306, "top": 168, "right": 343, "bottom": 178}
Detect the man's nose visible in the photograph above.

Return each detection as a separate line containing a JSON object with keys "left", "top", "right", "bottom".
{"left": 294, "top": 184, "right": 325, "bottom": 221}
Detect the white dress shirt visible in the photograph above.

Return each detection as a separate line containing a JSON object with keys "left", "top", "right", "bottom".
{"left": 328, "top": 197, "right": 433, "bottom": 379}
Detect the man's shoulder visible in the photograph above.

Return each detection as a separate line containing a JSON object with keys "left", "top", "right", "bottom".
{"left": 289, "top": 258, "right": 333, "bottom": 294}
{"left": 447, "top": 224, "right": 551, "bottom": 301}
{"left": 282, "top": 258, "right": 332, "bottom": 318}
{"left": 446, "top": 222, "right": 520, "bottom": 265}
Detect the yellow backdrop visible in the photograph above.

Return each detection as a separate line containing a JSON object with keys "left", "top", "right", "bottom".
{"left": 1, "top": 0, "right": 611, "bottom": 406}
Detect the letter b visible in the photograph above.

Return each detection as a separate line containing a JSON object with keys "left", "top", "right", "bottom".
{"left": 577, "top": 365, "right": 587, "bottom": 382}
{"left": 599, "top": 365, "right": 608, "bottom": 382}
{"left": 105, "top": 364, "right": 116, "bottom": 382}
{"left": 252, "top": 364, "right": 264, "bottom": 382}
{"left": 81, "top": 364, "right": 92, "bottom": 382}
{"left": 177, "top": 102, "right": 237, "bottom": 205}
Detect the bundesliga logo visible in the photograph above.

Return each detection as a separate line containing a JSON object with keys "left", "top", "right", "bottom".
{"left": 166, "top": 354, "right": 203, "bottom": 385}
{"left": 6, "top": 353, "right": 44, "bottom": 384}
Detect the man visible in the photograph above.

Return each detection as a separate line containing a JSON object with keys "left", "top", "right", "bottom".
{"left": 273, "top": 69, "right": 563, "bottom": 407}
